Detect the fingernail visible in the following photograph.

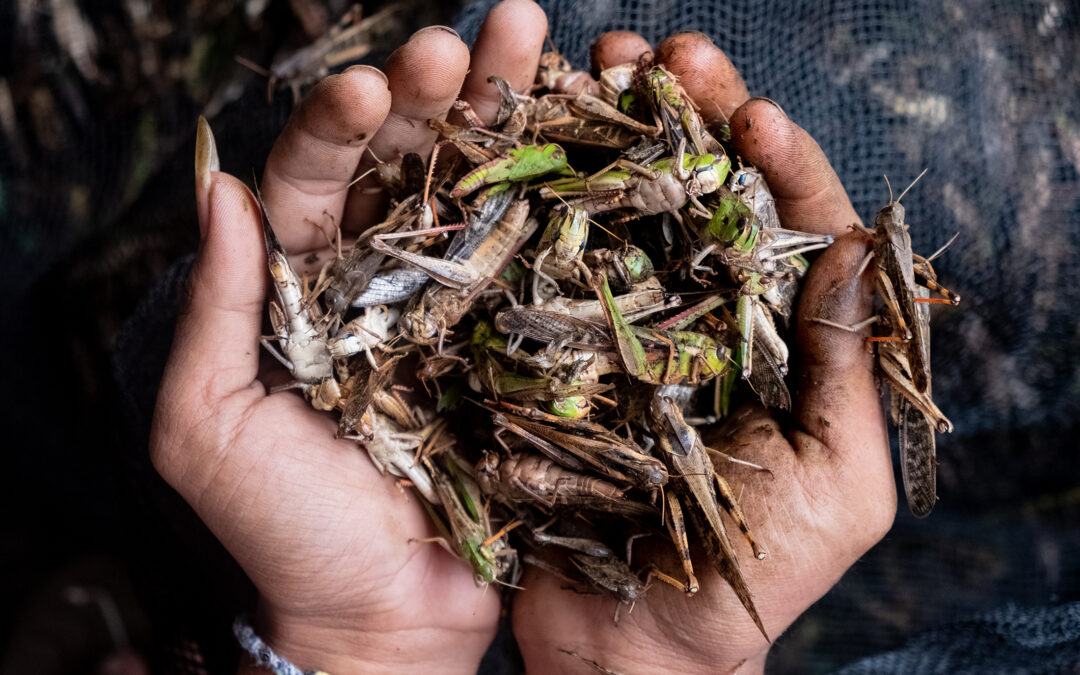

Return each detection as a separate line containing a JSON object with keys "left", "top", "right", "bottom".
{"left": 195, "top": 115, "right": 219, "bottom": 238}
{"left": 749, "top": 96, "right": 788, "bottom": 120}
{"left": 344, "top": 64, "right": 389, "bottom": 87}
{"left": 410, "top": 25, "right": 461, "bottom": 41}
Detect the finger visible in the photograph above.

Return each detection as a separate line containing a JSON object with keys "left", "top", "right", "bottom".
{"left": 168, "top": 171, "right": 267, "bottom": 404}
{"left": 590, "top": 31, "right": 652, "bottom": 72}
{"left": 655, "top": 32, "right": 749, "bottom": 126}
{"left": 459, "top": 0, "right": 548, "bottom": 125}
{"left": 730, "top": 99, "right": 862, "bottom": 236}
{"left": 792, "top": 230, "right": 890, "bottom": 476}
{"left": 344, "top": 25, "right": 471, "bottom": 229}
{"left": 260, "top": 65, "right": 391, "bottom": 254}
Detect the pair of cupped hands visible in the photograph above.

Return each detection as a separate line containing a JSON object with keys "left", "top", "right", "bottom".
{"left": 151, "top": 1, "right": 895, "bottom": 672}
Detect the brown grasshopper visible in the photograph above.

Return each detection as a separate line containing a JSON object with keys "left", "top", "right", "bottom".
{"left": 475, "top": 451, "right": 654, "bottom": 517}
{"left": 647, "top": 392, "right": 766, "bottom": 632}
{"left": 813, "top": 172, "right": 958, "bottom": 517}
{"left": 239, "top": 5, "right": 408, "bottom": 105}
{"left": 486, "top": 400, "right": 669, "bottom": 490}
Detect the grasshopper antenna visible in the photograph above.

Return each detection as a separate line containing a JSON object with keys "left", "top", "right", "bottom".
{"left": 897, "top": 168, "right": 928, "bottom": 204}
{"left": 883, "top": 174, "right": 894, "bottom": 203}
{"left": 925, "top": 231, "right": 960, "bottom": 263}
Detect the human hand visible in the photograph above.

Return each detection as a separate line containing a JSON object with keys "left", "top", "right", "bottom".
{"left": 149, "top": 2, "right": 554, "bottom": 673}
{"left": 511, "top": 31, "right": 896, "bottom": 674}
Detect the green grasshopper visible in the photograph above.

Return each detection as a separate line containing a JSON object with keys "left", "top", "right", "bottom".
{"left": 539, "top": 144, "right": 729, "bottom": 221}
{"left": 584, "top": 246, "right": 656, "bottom": 292}
{"left": 638, "top": 64, "right": 725, "bottom": 155}
{"left": 532, "top": 204, "right": 590, "bottom": 301}
{"left": 419, "top": 451, "right": 517, "bottom": 586}
{"left": 592, "top": 274, "right": 730, "bottom": 386}
{"left": 450, "top": 143, "right": 574, "bottom": 198}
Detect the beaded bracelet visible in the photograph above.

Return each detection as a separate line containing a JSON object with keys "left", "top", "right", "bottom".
{"left": 233, "top": 616, "right": 331, "bottom": 675}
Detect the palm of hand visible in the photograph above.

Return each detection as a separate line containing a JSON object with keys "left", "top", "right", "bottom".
{"left": 181, "top": 390, "right": 497, "bottom": 638}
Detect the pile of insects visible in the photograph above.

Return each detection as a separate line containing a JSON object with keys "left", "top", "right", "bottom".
{"left": 255, "top": 51, "right": 959, "bottom": 636}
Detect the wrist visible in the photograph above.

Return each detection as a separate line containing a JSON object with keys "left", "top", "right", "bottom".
{"left": 247, "top": 605, "right": 493, "bottom": 675}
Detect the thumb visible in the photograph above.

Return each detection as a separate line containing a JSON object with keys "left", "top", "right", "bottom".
{"left": 169, "top": 119, "right": 266, "bottom": 404}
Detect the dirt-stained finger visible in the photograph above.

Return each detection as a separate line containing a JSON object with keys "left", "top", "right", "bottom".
{"left": 731, "top": 99, "right": 861, "bottom": 236}
{"left": 260, "top": 66, "right": 391, "bottom": 254}
{"left": 792, "top": 231, "right": 889, "bottom": 474}
{"left": 590, "top": 31, "right": 652, "bottom": 72}
{"left": 344, "top": 25, "right": 470, "bottom": 230}
{"left": 655, "top": 32, "right": 749, "bottom": 126}
{"left": 459, "top": 0, "right": 548, "bottom": 125}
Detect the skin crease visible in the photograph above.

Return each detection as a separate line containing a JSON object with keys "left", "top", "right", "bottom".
{"left": 152, "top": 4, "right": 894, "bottom": 674}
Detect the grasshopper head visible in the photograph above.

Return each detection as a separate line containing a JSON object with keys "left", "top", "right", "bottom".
{"left": 619, "top": 246, "right": 654, "bottom": 285}
{"left": 689, "top": 153, "right": 731, "bottom": 197}
{"left": 463, "top": 539, "right": 499, "bottom": 585}
{"left": 546, "top": 394, "right": 590, "bottom": 418}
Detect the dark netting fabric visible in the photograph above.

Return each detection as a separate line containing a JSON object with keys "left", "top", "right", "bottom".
{"left": 467, "top": 1, "right": 1080, "bottom": 672}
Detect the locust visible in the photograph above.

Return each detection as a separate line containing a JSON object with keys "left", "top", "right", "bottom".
{"left": 258, "top": 192, "right": 341, "bottom": 411}
{"left": 419, "top": 451, "right": 518, "bottom": 586}
{"left": 855, "top": 172, "right": 959, "bottom": 392}
{"left": 583, "top": 246, "right": 656, "bottom": 292}
{"left": 532, "top": 204, "right": 590, "bottom": 300}
{"left": 327, "top": 305, "right": 399, "bottom": 368}
{"left": 242, "top": 5, "right": 407, "bottom": 104}
{"left": 350, "top": 409, "right": 438, "bottom": 504}
{"left": 812, "top": 173, "right": 957, "bottom": 515}
{"left": 530, "top": 92, "right": 660, "bottom": 150}
{"left": 475, "top": 451, "right": 653, "bottom": 516}
{"left": 891, "top": 286, "right": 939, "bottom": 518}
{"left": 451, "top": 143, "right": 574, "bottom": 198}
{"left": 637, "top": 63, "right": 724, "bottom": 155}
{"left": 372, "top": 199, "right": 536, "bottom": 347}
{"left": 486, "top": 400, "right": 668, "bottom": 490}
{"left": 539, "top": 146, "right": 730, "bottom": 221}
{"left": 648, "top": 392, "right": 767, "bottom": 636}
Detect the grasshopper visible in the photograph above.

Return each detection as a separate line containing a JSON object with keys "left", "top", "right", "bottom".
{"left": 532, "top": 204, "right": 590, "bottom": 300}
{"left": 539, "top": 145, "right": 729, "bottom": 221}
{"left": 476, "top": 451, "right": 652, "bottom": 517}
{"left": 888, "top": 286, "right": 940, "bottom": 517}
{"left": 532, "top": 278, "right": 673, "bottom": 323}
{"left": 637, "top": 64, "right": 724, "bottom": 155}
{"left": 419, "top": 451, "right": 518, "bottom": 586}
{"left": 369, "top": 200, "right": 535, "bottom": 347}
{"left": 240, "top": 5, "right": 406, "bottom": 104}
{"left": 450, "top": 143, "right": 574, "bottom": 198}
{"left": 530, "top": 92, "right": 660, "bottom": 150}
{"left": 258, "top": 192, "right": 343, "bottom": 411}
{"left": 812, "top": 174, "right": 957, "bottom": 515}
{"left": 486, "top": 400, "right": 668, "bottom": 490}
{"left": 594, "top": 274, "right": 731, "bottom": 386}
{"left": 584, "top": 246, "right": 655, "bottom": 292}
{"left": 857, "top": 173, "right": 960, "bottom": 393}
{"left": 327, "top": 305, "right": 399, "bottom": 368}
{"left": 349, "top": 409, "right": 439, "bottom": 504}
{"left": 648, "top": 392, "right": 766, "bottom": 630}
{"left": 350, "top": 186, "right": 517, "bottom": 309}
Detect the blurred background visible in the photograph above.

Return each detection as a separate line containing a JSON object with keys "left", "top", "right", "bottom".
{"left": 0, "top": 0, "right": 1077, "bottom": 672}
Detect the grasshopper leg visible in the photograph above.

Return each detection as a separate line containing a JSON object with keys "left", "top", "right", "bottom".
{"left": 714, "top": 474, "right": 767, "bottom": 560}
{"left": 663, "top": 491, "right": 700, "bottom": 594}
